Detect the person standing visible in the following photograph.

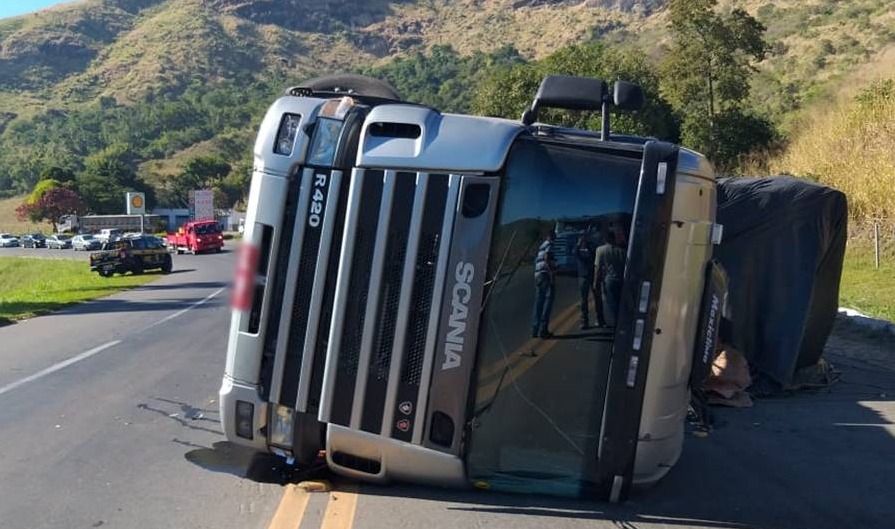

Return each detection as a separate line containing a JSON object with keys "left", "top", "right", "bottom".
{"left": 574, "top": 234, "right": 605, "bottom": 329}
{"left": 531, "top": 231, "right": 557, "bottom": 338}
{"left": 594, "top": 230, "right": 627, "bottom": 327}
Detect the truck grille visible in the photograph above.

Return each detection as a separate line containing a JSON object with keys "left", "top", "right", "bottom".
{"left": 261, "top": 167, "right": 460, "bottom": 445}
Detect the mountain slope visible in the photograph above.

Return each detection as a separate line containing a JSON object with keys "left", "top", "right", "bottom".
{"left": 2, "top": 0, "right": 895, "bottom": 196}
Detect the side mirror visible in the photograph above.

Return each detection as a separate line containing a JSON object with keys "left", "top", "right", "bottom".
{"left": 613, "top": 81, "right": 645, "bottom": 111}
{"left": 522, "top": 75, "right": 608, "bottom": 125}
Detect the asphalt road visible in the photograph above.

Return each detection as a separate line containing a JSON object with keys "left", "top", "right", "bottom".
{"left": 1, "top": 249, "right": 894, "bottom": 529}
{"left": 0, "top": 247, "right": 283, "bottom": 529}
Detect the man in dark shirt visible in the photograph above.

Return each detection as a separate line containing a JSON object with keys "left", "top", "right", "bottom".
{"left": 594, "top": 230, "right": 627, "bottom": 327}
{"left": 574, "top": 234, "right": 605, "bottom": 329}
{"left": 531, "top": 231, "right": 556, "bottom": 338}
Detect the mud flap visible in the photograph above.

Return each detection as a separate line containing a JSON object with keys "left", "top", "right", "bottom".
{"left": 292, "top": 411, "right": 326, "bottom": 465}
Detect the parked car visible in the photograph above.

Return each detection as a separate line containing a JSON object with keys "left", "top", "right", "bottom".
{"left": 46, "top": 234, "right": 73, "bottom": 249}
{"left": 96, "top": 228, "right": 123, "bottom": 244}
{"left": 0, "top": 233, "right": 19, "bottom": 247}
{"left": 20, "top": 233, "right": 47, "bottom": 248}
{"left": 72, "top": 234, "right": 102, "bottom": 251}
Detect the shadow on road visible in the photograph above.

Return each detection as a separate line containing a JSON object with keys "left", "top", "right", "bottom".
{"left": 352, "top": 358, "right": 895, "bottom": 529}
{"left": 65, "top": 279, "right": 220, "bottom": 293}
{"left": 184, "top": 441, "right": 329, "bottom": 485}
{"left": 136, "top": 397, "right": 221, "bottom": 435}
{"left": 131, "top": 279, "right": 223, "bottom": 290}
{"left": 2, "top": 286, "right": 228, "bottom": 318}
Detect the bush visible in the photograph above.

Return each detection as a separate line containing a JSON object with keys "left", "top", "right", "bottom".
{"left": 773, "top": 79, "right": 895, "bottom": 221}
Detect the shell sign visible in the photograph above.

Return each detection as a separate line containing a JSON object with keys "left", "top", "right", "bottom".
{"left": 126, "top": 192, "right": 146, "bottom": 215}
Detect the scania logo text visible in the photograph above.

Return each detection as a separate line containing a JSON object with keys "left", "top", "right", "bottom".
{"left": 442, "top": 262, "right": 474, "bottom": 370}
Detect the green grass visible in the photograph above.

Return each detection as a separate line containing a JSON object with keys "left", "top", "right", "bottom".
{"left": 839, "top": 243, "right": 895, "bottom": 321}
{"left": 0, "top": 257, "right": 157, "bottom": 324}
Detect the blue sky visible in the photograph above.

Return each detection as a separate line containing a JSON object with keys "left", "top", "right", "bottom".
{"left": 0, "top": 1, "right": 77, "bottom": 20}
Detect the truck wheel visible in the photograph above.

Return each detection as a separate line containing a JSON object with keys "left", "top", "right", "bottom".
{"left": 132, "top": 261, "right": 144, "bottom": 275}
{"left": 161, "top": 255, "right": 173, "bottom": 274}
{"left": 99, "top": 269, "right": 112, "bottom": 278}
{"left": 215, "top": 247, "right": 222, "bottom": 253}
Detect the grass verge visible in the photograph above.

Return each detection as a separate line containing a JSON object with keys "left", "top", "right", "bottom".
{"left": 839, "top": 243, "right": 895, "bottom": 322}
{"left": 0, "top": 257, "right": 157, "bottom": 324}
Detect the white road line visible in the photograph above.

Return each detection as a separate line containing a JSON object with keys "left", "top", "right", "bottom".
{"left": 0, "top": 340, "right": 122, "bottom": 398}
{"left": 0, "top": 286, "right": 226, "bottom": 398}
{"left": 139, "top": 287, "right": 226, "bottom": 333}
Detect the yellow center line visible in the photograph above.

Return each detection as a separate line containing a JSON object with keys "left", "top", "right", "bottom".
{"left": 267, "top": 484, "right": 311, "bottom": 529}
{"left": 321, "top": 483, "right": 359, "bottom": 529}
{"left": 476, "top": 301, "right": 581, "bottom": 380}
{"left": 475, "top": 300, "right": 607, "bottom": 402}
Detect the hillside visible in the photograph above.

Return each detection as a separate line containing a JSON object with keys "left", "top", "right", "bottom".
{"left": 2, "top": 0, "right": 895, "bottom": 198}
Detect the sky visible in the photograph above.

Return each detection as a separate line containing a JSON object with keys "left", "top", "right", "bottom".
{"left": 0, "top": 1, "right": 77, "bottom": 20}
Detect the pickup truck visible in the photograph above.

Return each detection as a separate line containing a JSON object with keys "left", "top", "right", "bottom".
{"left": 165, "top": 220, "right": 224, "bottom": 254}
{"left": 90, "top": 235, "right": 173, "bottom": 276}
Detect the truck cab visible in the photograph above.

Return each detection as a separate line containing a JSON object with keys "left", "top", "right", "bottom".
{"left": 220, "top": 75, "right": 723, "bottom": 502}
{"left": 166, "top": 220, "right": 224, "bottom": 254}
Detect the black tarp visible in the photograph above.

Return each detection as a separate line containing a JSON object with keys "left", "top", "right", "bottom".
{"left": 714, "top": 177, "right": 848, "bottom": 388}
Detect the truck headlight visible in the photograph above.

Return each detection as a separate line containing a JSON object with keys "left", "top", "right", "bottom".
{"left": 235, "top": 400, "right": 254, "bottom": 440}
{"left": 274, "top": 113, "right": 301, "bottom": 156}
{"left": 269, "top": 405, "right": 294, "bottom": 448}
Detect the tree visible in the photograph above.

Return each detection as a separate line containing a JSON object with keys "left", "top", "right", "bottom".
{"left": 473, "top": 43, "right": 680, "bottom": 141}
{"left": 365, "top": 45, "right": 524, "bottom": 113}
{"left": 219, "top": 156, "right": 252, "bottom": 208}
{"left": 167, "top": 155, "right": 232, "bottom": 208}
{"left": 17, "top": 187, "right": 85, "bottom": 232}
{"left": 75, "top": 143, "right": 142, "bottom": 213}
{"left": 660, "top": 0, "right": 773, "bottom": 171}
{"left": 39, "top": 166, "right": 77, "bottom": 185}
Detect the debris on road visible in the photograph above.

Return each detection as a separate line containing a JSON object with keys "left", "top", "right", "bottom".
{"left": 296, "top": 480, "right": 332, "bottom": 492}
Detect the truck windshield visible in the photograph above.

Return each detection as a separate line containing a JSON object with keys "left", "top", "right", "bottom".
{"left": 466, "top": 137, "right": 640, "bottom": 496}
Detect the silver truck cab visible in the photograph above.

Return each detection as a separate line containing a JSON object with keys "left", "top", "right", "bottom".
{"left": 221, "top": 75, "right": 723, "bottom": 502}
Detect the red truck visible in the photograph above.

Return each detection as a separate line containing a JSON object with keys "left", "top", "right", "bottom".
{"left": 165, "top": 220, "right": 224, "bottom": 254}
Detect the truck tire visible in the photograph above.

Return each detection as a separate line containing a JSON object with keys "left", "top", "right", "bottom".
{"left": 161, "top": 255, "right": 173, "bottom": 274}
{"left": 132, "top": 260, "right": 144, "bottom": 275}
{"left": 296, "top": 74, "right": 402, "bottom": 100}
{"left": 99, "top": 269, "right": 113, "bottom": 278}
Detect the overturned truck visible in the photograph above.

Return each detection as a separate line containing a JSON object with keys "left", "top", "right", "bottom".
{"left": 220, "top": 74, "right": 725, "bottom": 502}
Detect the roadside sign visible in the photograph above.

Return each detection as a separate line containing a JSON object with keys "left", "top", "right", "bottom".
{"left": 126, "top": 192, "right": 146, "bottom": 215}
{"left": 189, "top": 189, "right": 215, "bottom": 220}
